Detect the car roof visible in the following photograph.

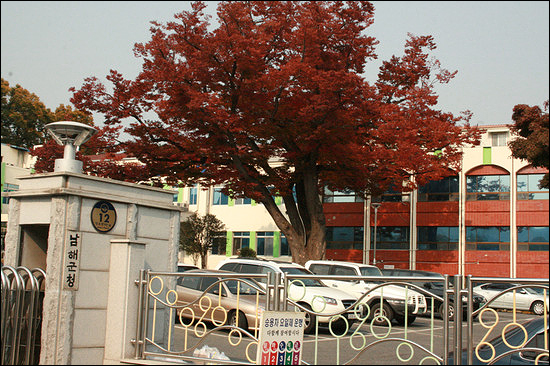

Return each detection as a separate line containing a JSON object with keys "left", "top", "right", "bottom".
{"left": 384, "top": 268, "right": 443, "bottom": 276}
{"left": 218, "top": 257, "right": 305, "bottom": 269}
{"left": 184, "top": 268, "right": 233, "bottom": 275}
{"left": 305, "top": 260, "right": 376, "bottom": 268}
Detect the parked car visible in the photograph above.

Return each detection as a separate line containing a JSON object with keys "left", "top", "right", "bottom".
{"left": 380, "top": 268, "right": 486, "bottom": 320}
{"left": 448, "top": 316, "right": 549, "bottom": 364}
{"left": 215, "top": 257, "right": 360, "bottom": 333}
{"left": 305, "top": 260, "right": 427, "bottom": 326}
{"left": 177, "top": 263, "right": 199, "bottom": 272}
{"left": 175, "top": 269, "right": 266, "bottom": 333}
{"left": 473, "top": 282, "right": 549, "bottom": 315}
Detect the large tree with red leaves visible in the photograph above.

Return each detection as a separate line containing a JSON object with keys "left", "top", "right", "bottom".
{"left": 70, "top": 1, "right": 480, "bottom": 265}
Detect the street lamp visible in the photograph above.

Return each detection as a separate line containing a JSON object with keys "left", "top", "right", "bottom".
{"left": 45, "top": 121, "right": 97, "bottom": 173}
{"left": 371, "top": 202, "right": 381, "bottom": 266}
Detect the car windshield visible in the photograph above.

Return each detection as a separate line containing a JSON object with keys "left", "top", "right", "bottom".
{"left": 281, "top": 267, "right": 324, "bottom": 287}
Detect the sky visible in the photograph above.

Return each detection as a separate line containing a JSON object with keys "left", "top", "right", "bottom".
{"left": 1, "top": 1, "right": 549, "bottom": 128}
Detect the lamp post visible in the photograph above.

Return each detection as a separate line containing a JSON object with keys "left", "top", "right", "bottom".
{"left": 371, "top": 202, "right": 381, "bottom": 266}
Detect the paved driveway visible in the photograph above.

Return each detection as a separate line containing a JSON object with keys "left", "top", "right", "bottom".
{"left": 171, "top": 310, "right": 541, "bottom": 364}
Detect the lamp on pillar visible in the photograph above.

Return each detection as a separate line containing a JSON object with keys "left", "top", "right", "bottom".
{"left": 371, "top": 202, "right": 381, "bottom": 266}
{"left": 45, "top": 121, "right": 97, "bottom": 174}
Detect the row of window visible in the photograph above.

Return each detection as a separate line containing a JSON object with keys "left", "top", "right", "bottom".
{"left": 323, "top": 174, "right": 548, "bottom": 203}
{"left": 213, "top": 231, "right": 291, "bottom": 257}
{"left": 205, "top": 225, "right": 547, "bottom": 259}
{"left": 175, "top": 173, "right": 548, "bottom": 206}
{"left": 325, "top": 226, "right": 549, "bottom": 252}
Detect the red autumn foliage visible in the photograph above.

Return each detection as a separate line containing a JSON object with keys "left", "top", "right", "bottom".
{"left": 508, "top": 101, "right": 549, "bottom": 188}
{"left": 69, "top": 1, "right": 480, "bottom": 264}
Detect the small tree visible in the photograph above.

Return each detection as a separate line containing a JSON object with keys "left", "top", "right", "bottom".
{"left": 179, "top": 213, "right": 225, "bottom": 268}
{"left": 239, "top": 247, "right": 257, "bottom": 258}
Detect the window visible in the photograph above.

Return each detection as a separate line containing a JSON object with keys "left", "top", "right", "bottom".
{"left": 308, "top": 264, "right": 331, "bottom": 275}
{"left": 210, "top": 231, "right": 226, "bottom": 255}
{"left": 380, "top": 185, "right": 404, "bottom": 202}
{"left": 2, "top": 183, "right": 19, "bottom": 204}
{"left": 323, "top": 187, "right": 363, "bottom": 203}
{"left": 181, "top": 276, "right": 201, "bottom": 290}
{"left": 491, "top": 132, "right": 508, "bottom": 146}
{"left": 418, "top": 227, "right": 459, "bottom": 250}
{"left": 418, "top": 176, "right": 459, "bottom": 202}
{"left": 280, "top": 234, "right": 290, "bottom": 256}
{"left": 466, "top": 175, "right": 510, "bottom": 200}
{"left": 517, "top": 174, "right": 549, "bottom": 200}
{"left": 371, "top": 226, "right": 409, "bottom": 250}
{"left": 326, "top": 227, "right": 363, "bottom": 250}
{"left": 199, "top": 276, "right": 224, "bottom": 295}
{"left": 256, "top": 232, "right": 274, "bottom": 256}
{"left": 234, "top": 197, "right": 252, "bottom": 205}
{"left": 333, "top": 266, "right": 357, "bottom": 280}
{"left": 518, "top": 226, "right": 549, "bottom": 251}
{"left": 232, "top": 232, "right": 250, "bottom": 255}
{"left": 225, "top": 280, "right": 259, "bottom": 295}
{"left": 466, "top": 226, "right": 510, "bottom": 250}
{"left": 189, "top": 185, "right": 198, "bottom": 205}
{"left": 213, "top": 188, "right": 229, "bottom": 205}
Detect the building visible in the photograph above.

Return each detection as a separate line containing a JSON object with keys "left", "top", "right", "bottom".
{"left": 175, "top": 124, "right": 549, "bottom": 277}
{"left": 3, "top": 124, "right": 548, "bottom": 277}
{"left": 1, "top": 143, "right": 37, "bottom": 259}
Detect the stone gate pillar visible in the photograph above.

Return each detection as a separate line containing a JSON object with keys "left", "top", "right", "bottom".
{"left": 3, "top": 171, "right": 181, "bottom": 364}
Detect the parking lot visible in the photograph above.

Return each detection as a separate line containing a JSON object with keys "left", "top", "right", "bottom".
{"left": 172, "top": 309, "right": 542, "bottom": 364}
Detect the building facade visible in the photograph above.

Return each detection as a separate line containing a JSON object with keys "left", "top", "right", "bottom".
{"left": 174, "top": 124, "right": 549, "bottom": 277}
{"left": 1, "top": 143, "right": 36, "bottom": 260}
{"left": 3, "top": 125, "right": 548, "bottom": 277}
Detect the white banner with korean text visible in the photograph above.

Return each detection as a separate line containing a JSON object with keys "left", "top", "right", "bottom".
{"left": 256, "top": 311, "right": 305, "bottom": 365}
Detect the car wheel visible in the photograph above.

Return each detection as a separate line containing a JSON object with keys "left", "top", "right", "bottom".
{"left": 395, "top": 315, "right": 416, "bottom": 326}
{"left": 372, "top": 302, "right": 393, "bottom": 326}
{"left": 301, "top": 303, "right": 316, "bottom": 334}
{"left": 438, "top": 303, "right": 455, "bottom": 320}
{"left": 531, "top": 301, "right": 545, "bottom": 316}
{"left": 229, "top": 310, "right": 248, "bottom": 332}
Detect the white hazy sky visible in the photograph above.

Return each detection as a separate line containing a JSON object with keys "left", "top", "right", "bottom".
{"left": 1, "top": 1, "right": 549, "bottom": 127}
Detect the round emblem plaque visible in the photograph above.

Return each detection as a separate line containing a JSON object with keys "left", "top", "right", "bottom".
{"left": 91, "top": 200, "right": 117, "bottom": 233}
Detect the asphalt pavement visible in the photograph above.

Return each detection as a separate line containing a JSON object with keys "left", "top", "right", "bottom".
{"left": 169, "top": 309, "right": 542, "bottom": 364}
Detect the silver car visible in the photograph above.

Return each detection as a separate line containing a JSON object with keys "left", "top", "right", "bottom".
{"left": 473, "top": 282, "right": 549, "bottom": 315}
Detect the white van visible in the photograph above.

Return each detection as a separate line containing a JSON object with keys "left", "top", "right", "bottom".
{"left": 216, "top": 257, "right": 362, "bottom": 333}
{"left": 305, "top": 260, "right": 427, "bottom": 326}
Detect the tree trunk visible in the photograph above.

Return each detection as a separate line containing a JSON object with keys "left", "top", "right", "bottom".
{"left": 259, "top": 162, "right": 327, "bottom": 266}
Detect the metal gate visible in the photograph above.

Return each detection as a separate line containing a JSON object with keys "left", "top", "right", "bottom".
{"left": 3, "top": 264, "right": 546, "bottom": 365}
{"left": 132, "top": 270, "right": 548, "bottom": 365}
{"left": 1, "top": 266, "right": 46, "bottom": 365}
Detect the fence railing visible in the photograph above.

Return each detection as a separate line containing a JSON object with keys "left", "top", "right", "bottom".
{"left": 133, "top": 270, "right": 549, "bottom": 365}
{"left": 1, "top": 265, "right": 46, "bottom": 365}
